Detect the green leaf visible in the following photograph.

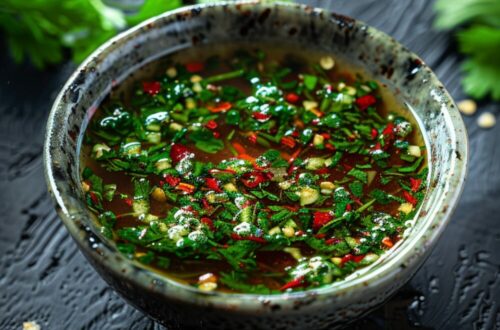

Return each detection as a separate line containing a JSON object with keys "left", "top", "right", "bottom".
{"left": 189, "top": 129, "right": 225, "bottom": 153}
{"left": 118, "top": 226, "right": 162, "bottom": 245}
{"left": 219, "top": 271, "right": 274, "bottom": 294}
{"left": 458, "top": 26, "right": 500, "bottom": 100}
{"left": 434, "top": 0, "right": 500, "bottom": 29}
{"left": 334, "top": 187, "right": 351, "bottom": 216}
{"left": 347, "top": 168, "right": 368, "bottom": 183}
{"left": 434, "top": 0, "right": 500, "bottom": 100}
{"left": 303, "top": 74, "right": 318, "bottom": 90}
{"left": 0, "top": 0, "right": 184, "bottom": 68}
{"left": 218, "top": 240, "right": 259, "bottom": 270}
{"left": 305, "top": 237, "right": 350, "bottom": 255}
{"left": 349, "top": 181, "right": 364, "bottom": 198}
{"left": 370, "top": 189, "right": 403, "bottom": 204}
{"left": 398, "top": 156, "right": 424, "bottom": 173}
{"left": 133, "top": 178, "right": 150, "bottom": 200}
{"left": 125, "top": 0, "right": 182, "bottom": 26}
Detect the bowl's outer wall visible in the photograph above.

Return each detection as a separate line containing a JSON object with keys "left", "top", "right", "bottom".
{"left": 44, "top": 2, "right": 467, "bottom": 329}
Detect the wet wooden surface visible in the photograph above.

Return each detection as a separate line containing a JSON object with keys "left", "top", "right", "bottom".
{"left": 0, "top": 0, "right": 499, "bottom": 329}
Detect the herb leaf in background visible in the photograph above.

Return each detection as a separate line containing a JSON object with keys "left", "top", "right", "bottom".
{"left": 434, "top": 0, "right": 500, "bottom": 100}
{"left": 458, "top": 26, "right": 500, "bottom": 100}
{"left": 0, "top": 0, "right": 181, "bottom": 68}
{"left": 125, "top": 0, "right": 182, "bottom": 26}
{"left": 0, "top": 0, "right": 289, "bottom": 68}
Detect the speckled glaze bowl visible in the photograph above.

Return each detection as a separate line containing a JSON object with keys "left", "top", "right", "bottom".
{"left": 44, "top": 1, "right": 468, "bottom": 329}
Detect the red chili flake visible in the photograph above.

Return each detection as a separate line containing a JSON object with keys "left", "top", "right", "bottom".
{"left": 201, "top": 217, "right": 214, "bottom": 230}
{"left": 321, "top": 133, "right": 331, "bottom": 140}
{"left": 287, "top": 165, "right": 299, "bottom": 175}
{"left": 341, "top": 254, "right": 354, "bottom": 265}
{"left": 124, "top": 198, "right": 133, "bottom": 207}
{"left": 382, "top": 122, "right": 395, "bottom": 136}
{"left": 291, "top": 130, "right": 300, "bottom": 138}
{"left": 176, "top": 183, "right": 195, "bottom": 194}
{"left": 205, "top": 120, "right": 218, "bottom": 130}
{"left": 315, "top": 168, "right": 329, "bottom": 175}
{"left": 201, "top": 198, "right": 210, "bottom": 209}
{"left": 341, "top": 253, "right": 367, "bottom": 265}
{"left": 381, "top": 236, "right": 394, "bottom": 248}
{"left": 241, "top": 200, "right": 254, "bottom": 209}
{"left": 170, "top": 143, "right": 191, "bottom": 163}
{"left": 283, "top": 205, "right": 299, "bottom": 212}
{"left": 252, "top": 112, "right": 272, "bottom": 121}
{"left": 182, "top": 205, "right": 194, "bottom": 212}
{"left": 325, "top": 143, "right": 335, "bottom": 151}
{"left": 352, "top": 254, "right": 366, "bottom": 263}
{"left": 164, "top": 175, "right": 180, "bottom": 187}
{"left": 295, "top": 230, "right": 305, "bottom": 236}
{"left": 213, "top": 131, "right": 220, "bottom": 139}
{"left": 372, "top": 142, "right": 382, "bottom": 151}
{"left": 410, "top": 178, "right": 422, "bottom": 192}
{"left": 247, "top": 236, "right": 267, "bottom": 243}
{"left": 403, "top": 191, "right": 418, "bottom": 206}
{"left": 355, "top": 94, "right": 376, "bottom": 110}
{"left": 185, "top": 61, "right": 204, "bottom": 73}
{"left": 264, "top": 171, "right": 274, "bottom": 181}
{"left": 352, "top": 197, "right": 363, "bottom": 206}
{"left": 205, "top": 178, "right": 222, "bottom": 193}
{"left": 142, "top": 81, "right": 161, "bottom": 96}
{"left": 231, "top": 233, "right": 267, "bottom": 244}
{"left": 342, "top": 163, "right": 353, "bottom": 171}
{"left": 207, "top": 101, "right": 232, "bottom": 113}
{"left": 241, "top": 171, "right": 266, "bottom": 188}
{"left": 248, "top": 133, "right": 258, "bottom": 144}
{"left": 315, "top": 233, "right": 326, "bottom": 239}
{"left": 280, "top": 276, "right": 304, "bottom": 291}
{"left": 371, "top": 128, "right": 378, "bottom": 139}
{"left": 89, "top": 191, "right": 99, "bottom": 205}
{"left": 346, "top": 204, "right": 352, "bottom": 211}
{"left": 313, "top": 211, "right": 333, "bottom": 232}
{"left": 325, "top": 238, "right": 342, "bottom": 245}
{"left": 280, "top": 136, "right": 296, "bottom": 149}
{"left": 285, "top": 92, "right": 300, "bottom": 104}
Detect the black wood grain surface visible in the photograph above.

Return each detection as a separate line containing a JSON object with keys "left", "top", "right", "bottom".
{"left": 1, "top": 0, "right": 498, "bottom": 329}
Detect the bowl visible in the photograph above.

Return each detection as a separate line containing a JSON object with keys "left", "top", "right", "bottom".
{"left": 44, "top": 1, "right": 468, "bottom": 329}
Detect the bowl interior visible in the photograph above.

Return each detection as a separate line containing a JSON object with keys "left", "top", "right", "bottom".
{"left": 45, "top": 0, "right": 467, "bottom": 311}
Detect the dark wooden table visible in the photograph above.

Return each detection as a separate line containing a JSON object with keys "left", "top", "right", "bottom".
{"left": 1, "top": 0, "right": 499, "bottom": 329}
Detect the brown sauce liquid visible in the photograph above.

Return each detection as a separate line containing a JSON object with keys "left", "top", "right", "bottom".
{"left": 82, "top": 43, "right": 426, "bottom": 291}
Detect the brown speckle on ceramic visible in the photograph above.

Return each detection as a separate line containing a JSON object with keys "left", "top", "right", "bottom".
{"left": 44, "top": 1, "right": 468, "bottom": 329}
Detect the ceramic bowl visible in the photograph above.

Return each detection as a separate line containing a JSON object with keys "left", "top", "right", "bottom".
{"left": 44, "top": 1, "right": 468, "bottom": 329}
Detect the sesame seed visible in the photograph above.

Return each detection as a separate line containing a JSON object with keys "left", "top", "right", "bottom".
{"left": 457, "top": 99, "right": 477, "bottom": 116}
{"left": 190, "top": 75, "right": 203, "bottom": 83}
{"left": 319, "top": 56, "right": 335, "bottom": 70}
{"left": 166, "top": 67, "right": 177, "bottom": 78}
{"left": 477, "top": 112, "right": 496, "bottom": 129}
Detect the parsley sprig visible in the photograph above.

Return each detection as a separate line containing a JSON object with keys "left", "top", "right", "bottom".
{"left": 0, "top": 0, "right": 181, "bottom": 68}
{"left": 435, "top": 0, "right": 500, "bottom": 100}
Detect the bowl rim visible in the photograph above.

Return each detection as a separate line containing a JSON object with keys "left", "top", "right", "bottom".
{"left": 44, "top": 0, "right": 468, "bottom": 310}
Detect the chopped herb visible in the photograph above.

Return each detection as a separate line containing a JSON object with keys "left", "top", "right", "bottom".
{"left": 82, "top": 47, "right": 428, "bottom": 294}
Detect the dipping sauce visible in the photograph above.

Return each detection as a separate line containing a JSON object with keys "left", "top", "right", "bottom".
{"left": 81, "top": 46, "right": 427, "bottom": 293}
